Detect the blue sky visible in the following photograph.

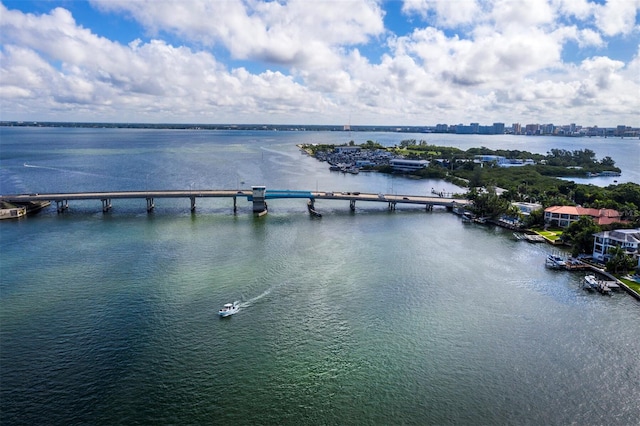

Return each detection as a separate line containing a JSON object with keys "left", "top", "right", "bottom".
{"left": 1, "top": 0, "right": 638, "bottom": 126}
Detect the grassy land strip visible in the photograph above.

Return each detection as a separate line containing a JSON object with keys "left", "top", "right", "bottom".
{"left": 531, "top": 228, "right": 564, "bottom": 244}
{"left": 619, "top": 277, "right": 640, "bottom": 296}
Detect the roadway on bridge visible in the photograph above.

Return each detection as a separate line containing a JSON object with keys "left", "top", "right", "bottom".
{"left": 0, "top": 189, "right": 248, "bottom": 202}
{"left": 1, "top": 189, "right": 469, "bottom": 211}
{"left": 310, "top": 191, "right": 469, "bottom": 207}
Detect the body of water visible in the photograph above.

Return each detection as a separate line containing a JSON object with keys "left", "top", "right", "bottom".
{"left": 1, "top": 127, "right": 639, "bottom": 425}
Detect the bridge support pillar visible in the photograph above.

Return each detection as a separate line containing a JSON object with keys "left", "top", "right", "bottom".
{"left": 350, "top": 199, "right": 356, "bottom": 211}
{"left": 388, "top": 201, "right": 396, "bottom": 211}
{"left": 233, "top": 196, "right": 237, "bottom": 214}
{"left": 307, "top": 200, "right": 322, "bottom": 217}
{"left": 101, "top": 199, "right": 112, "bottom": 212}
{"left": 252, "top": 186, "right": 267, "bottom": 214}
{"left": 146, "top": 197, "right": 155, "bottom": 212}
{"left": 190, "top": 196, "right": 196, "bottom": 212}
{"left": 56, "top": 200, "right": 69, "bottom": 213}
{"left": 426, "top": 204, "right": 433, "bottom": 211}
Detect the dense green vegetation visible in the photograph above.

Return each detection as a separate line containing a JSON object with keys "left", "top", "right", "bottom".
{"left": 562, "top": 216, "right": 602, "bottom": 256}
{"left": 466, "top": 187, "right": 520, "bottom": 220}
{"left": 303, "top": 140, "right": 635, "bottom": 214}
{"left": 606, "top": 246, "right": 637, "bottom": 274}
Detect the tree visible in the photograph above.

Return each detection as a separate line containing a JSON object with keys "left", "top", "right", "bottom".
{"left": 605, "top": 246, "right": 636, "bottom": 274}
{"left": 601, "top": 156, "right": 616, "bottom": 167}
{"left": 468, "top": 187, "right": 513, "bottom": 219}
{"left": 608, "top": 183, "right": 640, "bottom": 209}
{"left": 562, "top": 216, "right": 601, "bottom": 257}
{"left": 468, "top": 166, "right": 484, "bottom": 188}
{"left": 523, "top": 208, "right": 545, "bottom": 228}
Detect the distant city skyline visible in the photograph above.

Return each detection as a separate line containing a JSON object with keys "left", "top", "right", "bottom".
{"left": 3, "top": 119, "right": 638, "bottom": 137}
{"left": 2, "top": 1, "right": 639, "bottom": 126}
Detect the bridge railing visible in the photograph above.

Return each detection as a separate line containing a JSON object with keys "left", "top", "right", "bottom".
{"left": 264, "top": 190, "right": 314, "bottom": 199}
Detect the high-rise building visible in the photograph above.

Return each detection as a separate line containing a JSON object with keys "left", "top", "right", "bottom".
{"left": 525, "top": 124, "right": 540, "bottom": 135}
{"left": 512, "top": 123, "right": 521, "bottom": 134}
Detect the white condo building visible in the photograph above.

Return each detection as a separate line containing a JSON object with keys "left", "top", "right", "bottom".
{"left": 390, "top": 159, "right": 428, "bottom": 172}
{"left": 592, "top": 228, "right": 640, "bottom": 266}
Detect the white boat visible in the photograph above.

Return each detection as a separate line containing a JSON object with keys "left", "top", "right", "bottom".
{"left": 218, "top": 302, "right": 239, "bottom": 317}
{"left": 545, "top": 254, "right": 566, "bottom": 269}
{"left": 582, "top": 275, "right": 613, "bottom": 295}
{"left": 582, "top": 275, "right": 598, "bottom": 292}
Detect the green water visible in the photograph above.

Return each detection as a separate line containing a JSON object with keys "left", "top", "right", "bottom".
{"left": 1, "top": 128, "right": 639, "bottom": 425}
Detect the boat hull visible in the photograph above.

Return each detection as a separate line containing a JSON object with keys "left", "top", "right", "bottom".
{"left": 218, "top": 303, "right": 239, "bottom": 317}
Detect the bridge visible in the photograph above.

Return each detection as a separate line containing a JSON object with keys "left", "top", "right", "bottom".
{"left": 0, "top": 186, "right": 470, "bottom": 216}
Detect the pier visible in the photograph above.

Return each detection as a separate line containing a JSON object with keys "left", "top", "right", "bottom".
{"left": 544, "top": 255, "right": 639, "bottom": 300}
{"left": 0, "top": 186, "right": 470, "bottom": 216}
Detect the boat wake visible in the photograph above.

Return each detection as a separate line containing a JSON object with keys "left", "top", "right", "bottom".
{"left": 24, "top": 163, "right": 136, "bottom": 180}
{"left": 233, "top": 276, "right": 291, "bottom": 311}
{"left": 24, "top": 163, "right": 93, "bottom": 174}
{"left": 238, "top": 288, "right": 271, "bottom": 308}
{"left": 259, "top": 146, "right": 298, "bottom": 159}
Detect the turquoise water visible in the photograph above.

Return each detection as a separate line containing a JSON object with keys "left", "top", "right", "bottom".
{"left": 1, "top": 128, "right": 639, "bottom": 425}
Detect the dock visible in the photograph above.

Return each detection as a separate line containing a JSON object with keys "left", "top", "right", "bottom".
{"left": 545, "top": 256, "right": 639, "bottom": 300}
{"left": 581, "top": 274, "right": 620, "bottom": 295}
{"left": 514, "top": 232, "right": 546, "bottom": 243}
{"left": 564, "top": 258, "right": 592, "bottom": 270}
{"left": 0, "top": 203, "right": 26, "bottom": 220}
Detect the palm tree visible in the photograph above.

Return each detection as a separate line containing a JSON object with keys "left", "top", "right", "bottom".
{"left": 606, "top": 246, "right": 635, "bottom": 274}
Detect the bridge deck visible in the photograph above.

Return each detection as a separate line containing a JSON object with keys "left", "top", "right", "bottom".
{"left": 1, "top": 190, "right": 247, "bottom": 201}
{"left": 310, "top": 191, "right": 469, "bottom": 207}
{"left": 1, "top": 189, "right": 469, "bottom": 210}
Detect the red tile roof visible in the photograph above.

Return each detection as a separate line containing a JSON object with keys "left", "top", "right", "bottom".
{"left": 544, "top": 206, "right": 624, "bottom": 225}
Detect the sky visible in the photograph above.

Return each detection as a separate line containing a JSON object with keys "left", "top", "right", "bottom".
{"left": 1, "top": 0, "right": 639, "bottom": 126}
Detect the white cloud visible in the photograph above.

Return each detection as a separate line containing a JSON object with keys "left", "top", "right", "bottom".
{"left": 90, "top": 0, "right": 385, "bottom": 67}
{"left": 401, "top": 0, "right": 483, "bottom": 27}
{"left": 579, "top": 56, "right": 625, "bottom": 90}
{"left": 0, "top": 2, "right": 336, "bottom": 122}
{"left": 553, "top": 0, "right": 594, "bottom": 20}
{"left": 575, "top": 28, "right": 605, "bottom": 48}
{"left": 593, "top": 0, "right": 640, "bottom": 36}
{"left": 1, "top": 1, "right": 639, "bottom": 125}
{"left": 490, "top": 0, "right": 555, "bottom": 29}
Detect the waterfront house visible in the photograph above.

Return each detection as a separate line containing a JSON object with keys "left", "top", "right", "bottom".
{"left": 592, "top": 228, "right": 640, "bottom": 266}
{"left": 512, "top": 202, "right": 542, "bottom": 216}
{"left": 544, "top": 206, "right": 624, "bottom": 228}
